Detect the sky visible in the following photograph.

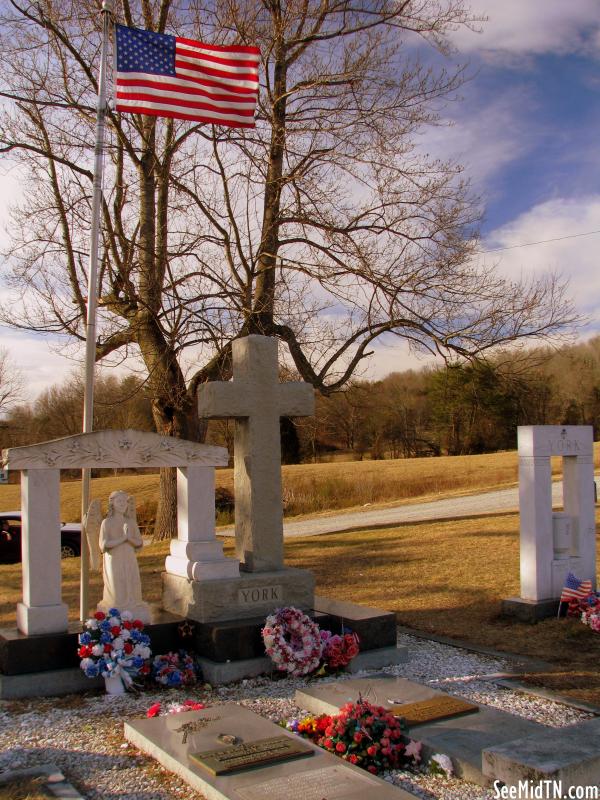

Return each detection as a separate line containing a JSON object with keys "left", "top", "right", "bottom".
{"left": 1, "top": 0, "right": 600, "bottom": 400}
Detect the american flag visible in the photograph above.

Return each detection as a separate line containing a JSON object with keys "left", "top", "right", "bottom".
{"left": 114, "top": 25, "right": 260, "bottom": 128}
{"left": 559, "top": 572, "right": 593, "bottom": 604}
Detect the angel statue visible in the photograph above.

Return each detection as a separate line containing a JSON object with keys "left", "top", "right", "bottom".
{"left": 85, "top": 491, "right": 151, "bottom": 623}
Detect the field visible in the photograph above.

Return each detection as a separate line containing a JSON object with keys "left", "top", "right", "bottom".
{"left": 2, "top": 446, "right": 598, "bottom": 525}
{"left": 1, "top": 448, "right": 599, "bottom": 705}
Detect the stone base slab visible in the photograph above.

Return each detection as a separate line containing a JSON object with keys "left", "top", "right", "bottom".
{"left": 483, "top": 718, "right": 600, "bottom": 789}
{"left": 501, "top": 596, "right": 560, "bottom": 623}
{"left": 16, "top": 602, "right": 68, "bottom": 636}
{"left": 314, "top": 596, "right": 397, "bottom": 651}
{"left": 188, "top": 596, "right": 398, "bottom": 663}
{"left": 0, "top": 667, "right": 103, "bottom": 700}
{"left": 197, "top": 654, "right": 273, "bottom": 685}
{"left": 165, "top": 554, "right": 241, "bottom": 581}
{"left": 346, "top": 645, "right": 408, "bottom": 672}
{"left": 162, "top": 567, "right": 315, "bottom": 623}
{"left": 198, "top": 645, "right": 408, "bottom": 685}
{"left": 0, "top": 609, "right": 182, "bottom": 676}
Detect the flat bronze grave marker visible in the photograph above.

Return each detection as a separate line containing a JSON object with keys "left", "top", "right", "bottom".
{"left": 190, "top": 734, "right": 314, "bottom": 775}
{"left": 390, "top": 695, "right": 479, "bottom": 726}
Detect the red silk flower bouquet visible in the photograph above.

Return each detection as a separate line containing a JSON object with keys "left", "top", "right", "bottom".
{"left": 288, "top": 698, "right": 421, "bottom": 775}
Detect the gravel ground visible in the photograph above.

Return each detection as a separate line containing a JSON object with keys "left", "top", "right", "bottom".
{"left": 0, "top": 632, "right": 594, "bottom": 800}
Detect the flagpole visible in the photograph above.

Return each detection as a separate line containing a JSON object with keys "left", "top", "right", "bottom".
{"left": 80, "top": 0, "right": 113, "bottom": 622}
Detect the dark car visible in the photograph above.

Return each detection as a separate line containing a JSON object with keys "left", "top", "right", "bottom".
{"left": 0, "top": 511, "right": 82, "bottom": 564}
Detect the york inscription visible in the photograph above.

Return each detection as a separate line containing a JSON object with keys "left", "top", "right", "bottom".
{"left": 238, "top": 585, "right": 282, "bottom": 605}
{"left": 547, "top": 438, "right": 581, "bottom": 454}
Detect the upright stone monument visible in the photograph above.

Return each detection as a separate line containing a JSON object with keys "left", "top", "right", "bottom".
{"left": 503, "top": 425, "right": 596, "bottom": 621}
{"left": 162, "top": 335, "right": 316, "bottom": 623}
{"left": 2, "top": 429, "right": 231, "bottom": 635}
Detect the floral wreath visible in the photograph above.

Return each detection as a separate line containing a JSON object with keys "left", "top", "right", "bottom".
{"left": 78, "top": 608, "right": 151, "bottom": 686}
{"left": 262, "top": 606, "right": 323, "bottom": 677}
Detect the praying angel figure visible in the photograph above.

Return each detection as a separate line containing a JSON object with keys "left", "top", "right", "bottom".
{"left": 86, "top": 491, "right": 151, "bottom": 623}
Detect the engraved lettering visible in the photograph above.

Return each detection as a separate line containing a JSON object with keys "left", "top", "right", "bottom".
{"left": 190, "top": 735, "right": 313, "bottom": 776}
{"left": 237, "top": 585, "right": 283, "bottom": 605}
{"left": 548, "top": 437, "right": 582, "bottom": 455}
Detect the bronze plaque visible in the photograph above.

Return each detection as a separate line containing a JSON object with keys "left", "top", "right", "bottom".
{"left": 190, "top": 735, "right": 314, "bottom": 776}
{"left": 390, "top": 695, "right": 479, "bottom": 726}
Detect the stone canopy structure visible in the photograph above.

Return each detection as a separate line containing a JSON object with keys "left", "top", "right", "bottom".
{"left": 3, "top": 430, "right": 231, "bottom": 635}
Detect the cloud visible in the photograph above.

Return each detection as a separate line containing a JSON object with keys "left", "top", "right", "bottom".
{"left": 452, "top": 0, "right": 600, "bottom": 60}
{"left": 1, "top": 328, "right": 78, "bottom": 401}
{"left": 364, "top": 338, "right": 439, "bottom": 380}
{"left": 368, "top": 197, "right": 600, "bottom": 378}
{"left": 479, "top": 195, "right": 600, "bottom": 317}
{"left": 420, "top": 85, "right": 536, "bottom": 190}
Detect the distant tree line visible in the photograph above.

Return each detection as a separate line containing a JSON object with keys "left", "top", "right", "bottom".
{"left": 2, "top": 335, "right": 599, "bottom": 462}
{"left": 296, "top": 336, "right": 600, "bottom": 460}
{"left": 1, "top": 373, "right": 155, "bottom": 451}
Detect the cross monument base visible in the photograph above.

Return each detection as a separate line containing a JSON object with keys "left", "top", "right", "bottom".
{"left": 161, "top": 567, "right": 315, "bottom": 624}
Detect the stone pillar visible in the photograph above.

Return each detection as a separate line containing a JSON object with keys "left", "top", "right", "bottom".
{"left": 16, "top": 469, "right": 68, "bottom": 635}
{"left": 164, "top": 466, "right": 239, "bottom": 581}
{"left": 519, "top": 455, "right": 553, "bottom": 601}
{"left": 563, "top": 453, "right": 596, "bottom": 589}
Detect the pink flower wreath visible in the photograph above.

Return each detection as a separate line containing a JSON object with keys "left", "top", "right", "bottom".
{"left": 262, "top": 606, "right": 323, "bottom": 677}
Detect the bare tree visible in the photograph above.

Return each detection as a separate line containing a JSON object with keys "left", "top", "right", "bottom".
{"left": 0, "top": 0, "right": 578, "bottom": 537}
{"left": 0, "top": 347, "right": 23, "bottom": 416}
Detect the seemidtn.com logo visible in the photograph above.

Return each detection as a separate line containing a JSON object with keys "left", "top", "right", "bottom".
{"left": 494, "top": 781, "right": 600, "bottom": 800}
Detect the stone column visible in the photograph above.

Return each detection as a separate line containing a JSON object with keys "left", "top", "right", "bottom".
{"left": 563, "top": 453, "right": 596, "bottom": 589}
{"left": 165, "top": 466, "right": 239, "bottom": 581}
{"left": 519, "top": 454, "right": 553, "bottom": 601}
{"left": 16, "top": 469, "right": 68, "bottom": 635}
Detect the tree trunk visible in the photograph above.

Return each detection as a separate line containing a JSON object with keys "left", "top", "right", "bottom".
{"left": 155, "top": 467, "right": 178, "bottom": 540}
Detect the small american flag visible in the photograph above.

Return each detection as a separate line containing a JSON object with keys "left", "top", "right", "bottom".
{"left": 559, "top": 572, "right": 593, "bottom": 604}
{"left": 114, "top": 25, "right": 260, "bottom": 129}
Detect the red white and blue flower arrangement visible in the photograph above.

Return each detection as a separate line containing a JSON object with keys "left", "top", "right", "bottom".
{"left": 78, "top": 608, "right": 151, "bottom": 687}
{"left": 152, "top": 651, "right": 199, "bottom": 687}
{"left": 262, "top": 606, "right": 359, "bottom": 677}
{"left": 567, "top": 593, "right": 600, "bottom": 632}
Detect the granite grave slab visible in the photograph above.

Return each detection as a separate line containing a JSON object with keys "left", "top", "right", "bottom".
{"left": 296, "top": 676, "right": 545, "bottom": 784}
{"left": 482, "top": 717, "right": 600, "bottom": 789}
{"left": 124, "top": 703, "right": 417, "bottom": 800}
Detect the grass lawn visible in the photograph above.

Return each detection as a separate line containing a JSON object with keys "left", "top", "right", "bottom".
{"left": 1, "top": 509, "right": 599, "bottom": 705}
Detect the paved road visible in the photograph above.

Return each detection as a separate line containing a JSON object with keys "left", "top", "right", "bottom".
{"left": 218, "top": 479, "right": 584, "bottom": 539}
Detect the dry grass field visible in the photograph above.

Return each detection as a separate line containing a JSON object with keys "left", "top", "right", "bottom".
{"left": 2, "top": 444, "right": 598, "bottom": 524}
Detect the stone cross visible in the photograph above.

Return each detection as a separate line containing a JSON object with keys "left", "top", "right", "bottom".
{"left": 197, "top": 335, "right": 314, "bottom": 572}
